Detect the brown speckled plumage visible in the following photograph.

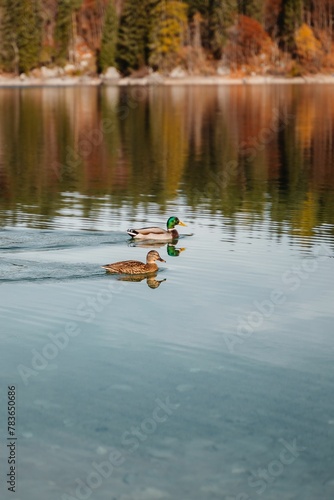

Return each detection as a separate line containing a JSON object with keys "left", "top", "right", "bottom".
{"left": 102, "top": 250, "right": 165, "bottom": 275}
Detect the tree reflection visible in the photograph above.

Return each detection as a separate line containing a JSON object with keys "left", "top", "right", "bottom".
{"left": 1, "top": 85, "right": 334, "bottom": 241}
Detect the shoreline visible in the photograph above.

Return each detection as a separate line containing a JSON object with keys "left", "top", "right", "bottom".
{"left": 0, "top": 74, "right": 334, "bottom": 88}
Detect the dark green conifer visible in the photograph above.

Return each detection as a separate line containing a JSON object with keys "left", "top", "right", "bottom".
{"left": 237, "top": 0, "right": 263, "bottom": 22}
{"left": 54, "top": 0, "right": 82, "bottom": 65}
{"left": 278, "top": 0, "right": 303, "bottom": 51}
{"left": 99, "top": 0, "right": 118, "bottom": 72}
{"left": 116, "top": 0, "right": 157, "bottom": 73}
{"left": 208, "top": 0, "right": 238, "bottom": 59}
{"left": 0, "top": 0, "right": 42, "bottom": 73}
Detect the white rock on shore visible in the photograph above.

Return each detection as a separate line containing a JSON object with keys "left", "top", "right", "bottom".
{"left": 101, "top": 66, "right": 121, "bottom": 81}
{"left": 169, "top": 66, "right": 188, "bottom": 78}
{"left": 40, "top": 66, "right": 64, "bottom": 78}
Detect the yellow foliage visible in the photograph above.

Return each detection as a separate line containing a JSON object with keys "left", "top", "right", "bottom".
{"left": 295, "top": 24, "right": 321, "bottom": 62}
{"left": 149, "top": 0, "right": 188, "bottom": 71}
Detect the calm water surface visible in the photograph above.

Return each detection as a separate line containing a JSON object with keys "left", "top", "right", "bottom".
{"left": 0, "top": 85, "right": 334, "bottom": 500}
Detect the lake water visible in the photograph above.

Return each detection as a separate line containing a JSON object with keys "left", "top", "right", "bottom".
{"left": 0, "top": 85, "right": 334, "bottom": 500}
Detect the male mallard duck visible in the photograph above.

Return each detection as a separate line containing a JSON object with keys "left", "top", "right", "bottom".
{"left": 102, "top": 250, "right": 165, "bottom": 275}
{"left": 127, "top": 216, "right": 186, "bottom": 241}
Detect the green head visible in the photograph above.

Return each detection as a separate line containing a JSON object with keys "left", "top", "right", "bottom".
{"left": 166, "top": 216, "right": 187, "bottom": 230}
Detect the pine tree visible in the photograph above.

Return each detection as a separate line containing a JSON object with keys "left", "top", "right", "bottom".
{"left": 237, "top": 0, "right": 264, "bottom": 23}
{"left": 54, "top": 0, "right": 82, "bottom": 65}
{"left": 183, "top": 0, "right": 206, "bottom": 18}
{"left": 17, "top": 0, "right": 42, "bottom": 72}
{"left": 99, "top": 0, "right": 118, "bottom": 72}
{"left": 116, "top": 0, "right": 157, "bottom": 73}
{"left": 208, "top": 0, "right": 238, "bottom": 59}
{"left": 0, "top": 0, "right": 42, "bottom": 73}
{"left": 278, "top": 0, "right": 304, "bottom": 51}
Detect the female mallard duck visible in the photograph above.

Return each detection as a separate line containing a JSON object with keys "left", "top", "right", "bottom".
{"left": 102, "top": 250, "right": 165, "bottom": 275}
{"left": 127, "top": 216, "right": 186, "bottom": 241}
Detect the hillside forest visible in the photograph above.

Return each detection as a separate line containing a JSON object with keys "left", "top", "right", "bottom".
{"left": 0, "top": 0, "right": 333, "bottom": 77}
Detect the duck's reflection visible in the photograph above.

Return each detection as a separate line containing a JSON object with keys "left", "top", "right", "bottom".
{"left": 116, "top": 272, "right": 166, "bottom": 289}
{"left": 129, "top": 240, "right": 186, "bottom": 257}
{"left": 167, "top": 244, "right": 185, "bottom": 257}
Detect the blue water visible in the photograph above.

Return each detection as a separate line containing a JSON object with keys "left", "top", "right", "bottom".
{"left": 0, "top": 86, "right": 334, "bottom": 500}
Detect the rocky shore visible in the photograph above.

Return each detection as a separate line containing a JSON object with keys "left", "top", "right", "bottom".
{"left": 1, "top": 72, "right": 334, "bottom": 87}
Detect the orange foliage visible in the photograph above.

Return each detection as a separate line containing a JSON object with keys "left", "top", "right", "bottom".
{"left": 225, "top": 15, "right": 272, "bottom": 66}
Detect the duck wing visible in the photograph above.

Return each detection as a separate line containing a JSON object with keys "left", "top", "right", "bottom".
{"left": 102, "top": 260, "right": 143, "bottom": 273}
{"left": 127, "top": 226, "right": 167, "bottom": 236}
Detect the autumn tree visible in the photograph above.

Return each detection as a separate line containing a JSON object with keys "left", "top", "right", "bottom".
{"left": 295, "top": 23, "right": 321, "bottom": 69}
{"left": 99, "top": 0, "right": 118, "bottom": 72}
{"left": 0, "top": 0, "right": 42, "bottom": 73}
{"left": 225, "top": 14, "right": 272, "bottom": 66}
{"left": 149, "top": 0, "right": 188, "bottom": 72}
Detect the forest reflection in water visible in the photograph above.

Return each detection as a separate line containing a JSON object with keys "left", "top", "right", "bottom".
{"left": 0, "top": 84, "right": 333, "bottom": 243}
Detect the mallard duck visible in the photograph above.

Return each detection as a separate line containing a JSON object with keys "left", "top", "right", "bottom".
{"left": 102, "top": 250, "right": 165, "bottom": 275}
{"left": 127, "top": 216, "right": 187, "bottom": 241}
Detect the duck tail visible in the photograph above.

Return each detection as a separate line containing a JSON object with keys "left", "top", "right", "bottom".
{"left": 101, "top": 265, "right": 116, "bottom": 272}
{"left": 127, "top": 229, "right": 138, "bottom": 237}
